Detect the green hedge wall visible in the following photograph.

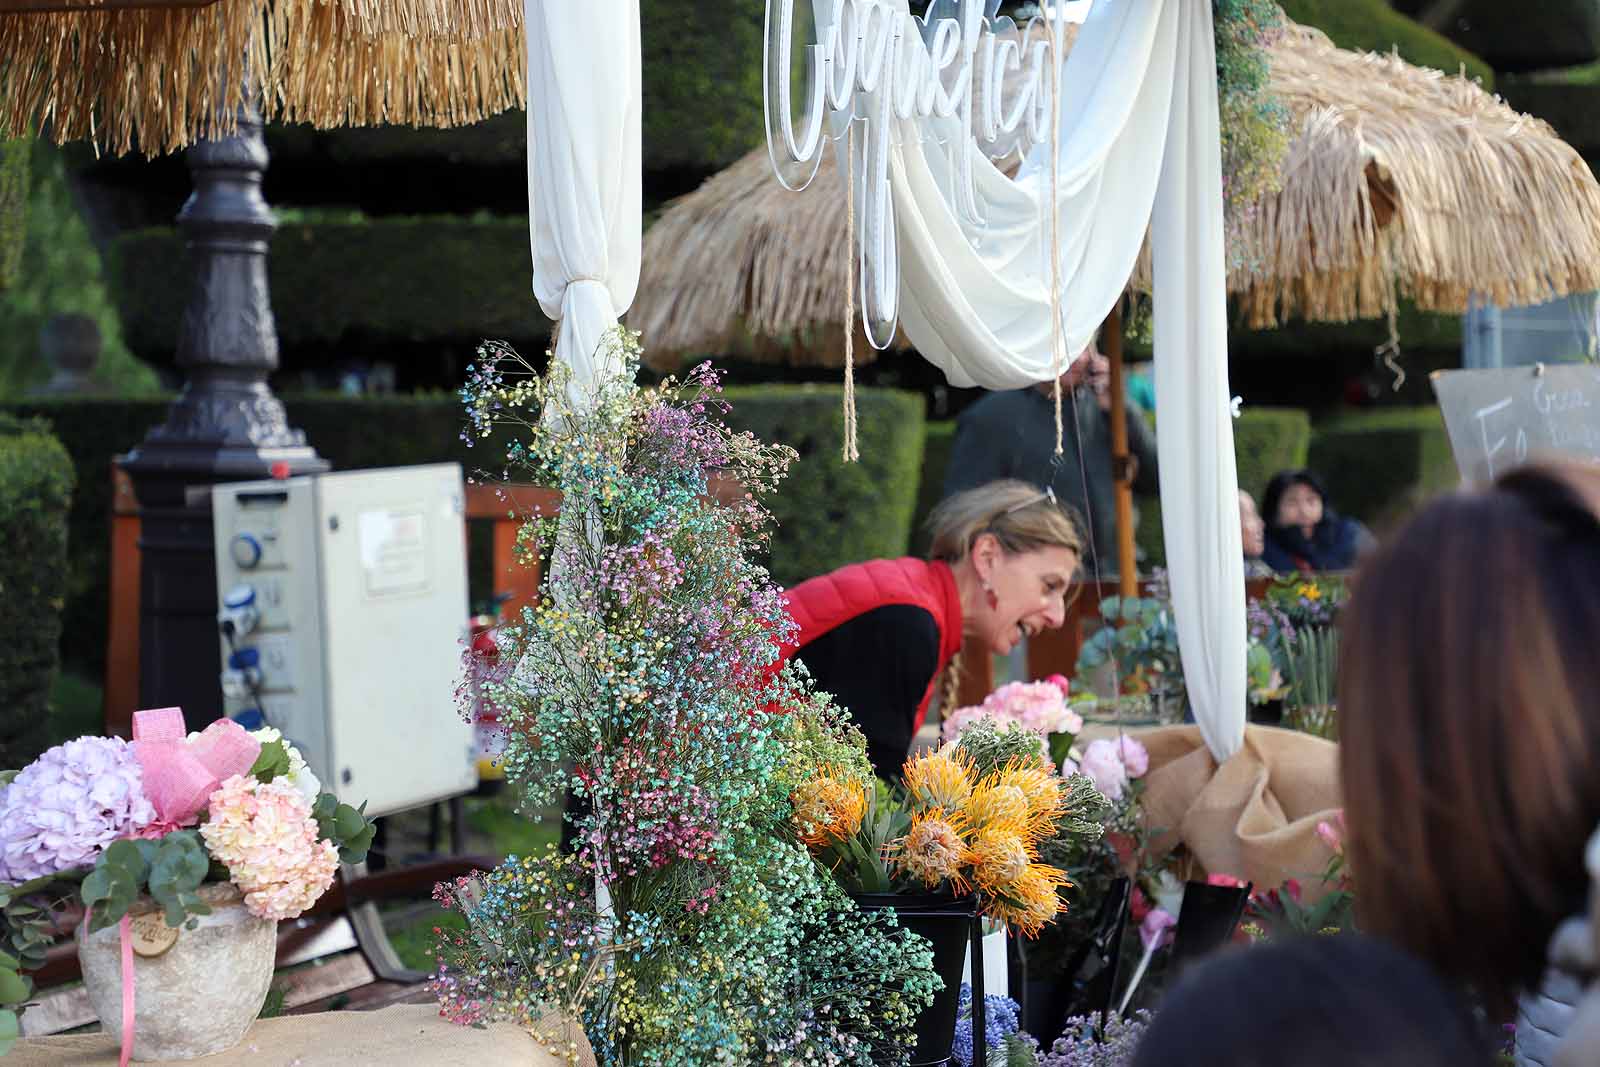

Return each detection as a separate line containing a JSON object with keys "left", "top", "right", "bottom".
{"left": 0, "top": 414, "right": 75, "bottom": 767}
{"left": 1307, "top": 407, "right": 1457, "bottom": 528}
{"left": 108, "top": 218, "right": 548, "bottom": 356}
{"left": 6, "top": 385, "right": 923, "bottom": 674}
{"left": 724, "top": 386, "right": 925, "bottom": 586}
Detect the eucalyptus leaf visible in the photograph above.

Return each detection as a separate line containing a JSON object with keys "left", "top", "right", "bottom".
{"left": 249, "top": 740, "right": 292, "bottom": 783}
{"left": 0, "top": 969, "right": 30, "bottom": 1005}
{"left": 0, "top": 1008, "right": 17, "bottom": 1056}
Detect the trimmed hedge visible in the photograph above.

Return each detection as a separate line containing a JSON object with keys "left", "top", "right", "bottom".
{"left": 1308, "top": 407, "right": 1457, "bottom": 528}
{"left": 1390, "top": 0, "right": 1600, "bottom": 73}
{"left": 107, "top": 218, "right": 549, "bottom": 357}
{"left": 1497, "top": 81, "right": 1600, "bottom": 160}
{"left": 0, "top": 414, "right": 75, "bottom": 767}
{"left": 724, "top": 386, "right": 925, "bottom": 586}
{"left": 7, "top": 385, "right": 924, "bottom": 674}
{"left": 1280, "top": 0, "right": 1494, "bottom": 87}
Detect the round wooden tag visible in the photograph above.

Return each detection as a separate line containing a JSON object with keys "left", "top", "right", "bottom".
{"left": 128, "top": 913, "right": 180, "bottom": 958}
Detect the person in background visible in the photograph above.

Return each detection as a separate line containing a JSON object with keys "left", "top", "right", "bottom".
{"left": 1259, "top": 468, "right": 1371, "bottom": 573}
{"left": 943, "top": 342, "right": 1158, "bottom": 579}
{"left": 1339, "top": 461, "right": 1600, "bottom": 1067}
{"left": 1131, "top": 936, "right": 1492, "bottom": 1067}
{"left": 778, "top": 480, "right": 1082, "bottom": 777}
{"left": 1239, "top": 489, "right": 1274, "bottom": 578}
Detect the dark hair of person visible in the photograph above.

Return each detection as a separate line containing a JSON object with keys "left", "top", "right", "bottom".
{"left": 1131, "top": 935, "right": 1492, "bottom": 1067}
{"left": 1261, "top": 468, "right": 1331, "bottom": 528}
{"left": 1339, "top": 459, "right": 1600, "bottom": 1010}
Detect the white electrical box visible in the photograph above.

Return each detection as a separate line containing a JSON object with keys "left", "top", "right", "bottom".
{"left": 212, "top": 464, "right": 477, "bottom": 817}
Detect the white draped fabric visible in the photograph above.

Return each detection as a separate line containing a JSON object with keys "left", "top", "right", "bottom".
{"left": 887, "top": 0, "right": 1247, "bottom": 758}
{"left": 525, "top": 0, "right": 643, "bottom": 411}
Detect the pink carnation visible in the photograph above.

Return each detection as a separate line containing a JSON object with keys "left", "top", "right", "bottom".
{"left": 1116, "top": 736, "right": 1150, "bottom": 778}
{"left": 200, "top": 776, "right": 339, "bottom": 921}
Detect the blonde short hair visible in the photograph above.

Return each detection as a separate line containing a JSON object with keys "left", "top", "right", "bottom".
{"left": 927, "top": 479, "right": 1084, "bottom": 566}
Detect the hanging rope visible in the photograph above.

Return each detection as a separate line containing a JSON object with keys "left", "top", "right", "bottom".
{"left": 842, "top": 123, "right": 861, "bottom": 462}
{"left": 1048, "top": 17, "right": 1066, "bottom": 456}
{"left": 1376, "top": 279, "right": 1405, "bottom": 392}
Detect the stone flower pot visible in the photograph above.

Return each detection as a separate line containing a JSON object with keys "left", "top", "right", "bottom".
{"left": 76, "top": 884, "right": 276, "bottom": 1061}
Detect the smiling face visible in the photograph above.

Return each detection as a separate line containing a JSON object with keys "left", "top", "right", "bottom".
{"left": 1276, "top": 482, "right": 1324, "bottom": 538}
{"left": 970, "top": 534, "right": 1080, "bottom": 655}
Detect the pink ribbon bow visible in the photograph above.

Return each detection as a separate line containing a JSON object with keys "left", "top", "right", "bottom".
{"left": 130, "top": 708, "right": 261, "bottom": 829}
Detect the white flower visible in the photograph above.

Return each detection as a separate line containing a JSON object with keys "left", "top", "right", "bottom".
{"left": 252, "top": 727, "right": 320, "bottom": 800}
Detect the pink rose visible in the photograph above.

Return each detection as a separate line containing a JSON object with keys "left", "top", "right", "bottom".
{"left": 1045, "top": 674, "right": 1072, "bottom": 697}
{"left": 1079, "top": 739, "right": 1128, "bottom": 801}
{"left": 1316, "top": 810, "right": 1346, "bottom": 854}
{"left": 1139, "top": 908, "right": 1177, "bottom": 952}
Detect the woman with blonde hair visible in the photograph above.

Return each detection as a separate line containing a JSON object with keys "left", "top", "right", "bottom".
{"left": 778, "top": 479, "right": 1083, "bottom": 776}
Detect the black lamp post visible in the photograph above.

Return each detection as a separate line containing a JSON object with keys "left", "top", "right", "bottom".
{"left": 119, "top": 95, "right": 325, "bottom": 723}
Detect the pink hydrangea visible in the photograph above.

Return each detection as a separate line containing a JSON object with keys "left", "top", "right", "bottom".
{"left": 1116, "top": 736, "right": 1150, "bottom": 778}
{"left": 941, "top": 681, "right": 1083, "bottom": 743}
{"left": 0, "top": 736, "right": 155, "bottom": 882}
{"left": 200, "top": 775, "right": 339, "bottom": 921}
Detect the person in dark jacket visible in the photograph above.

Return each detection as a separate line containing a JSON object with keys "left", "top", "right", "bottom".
{"left": 1259, "top": 469, "right": 1372, "bottom": 574}
{"left": 942, "top": 344, "right": 1158, "bottom": 579}
{"left": 779, "top": 480, "right": 1082, "bottom": 776}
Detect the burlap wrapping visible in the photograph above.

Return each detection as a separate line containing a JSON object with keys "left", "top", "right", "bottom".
{"left": 1133, "top": 724, "right": 1342, "bottom": 896}
{"left": 9, "top": 1004, "right": 594, "bottom": 1067}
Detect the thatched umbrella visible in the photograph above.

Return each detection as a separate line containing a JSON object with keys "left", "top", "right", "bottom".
{"left": 630, "top": 22, "right": 1600, "bottom": 368}
{"left": 0, "top": 0, "right": 524, "bottom": 156}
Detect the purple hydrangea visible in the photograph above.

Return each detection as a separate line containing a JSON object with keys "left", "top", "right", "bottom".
{"left": 0, "top": 736, "right": 155, "bottom": 882}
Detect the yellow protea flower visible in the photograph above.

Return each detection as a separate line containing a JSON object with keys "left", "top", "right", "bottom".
{"left": 968, "top": 825, "right": 1033, "bottom": 898}
{"left": 992, "top": 761, "right": 1065, "bottom": 838}
{"left": 990, "top": 863, "right": 1069, "bottom": 937}
{"left": 964, "top": 779, "right": 1029, "bottom": 832}
{"left": 902, "top": 748, "right": 974, "bottom": 814}
{"left": 790, "top": 772, "right": 866, "bottom": 849}
{"left": 896, "top": 810, "right": 971, "bottom": 890}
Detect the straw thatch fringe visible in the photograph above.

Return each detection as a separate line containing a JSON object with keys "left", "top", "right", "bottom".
{"left": 0, "top": 0, "right": 525, "bottom": 156}
{"left": 633, "top": 20, "right": 1600, "bottom": 366}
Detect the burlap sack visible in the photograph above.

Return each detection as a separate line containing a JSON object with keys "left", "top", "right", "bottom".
{"left": 9, "top": 1003, "right": 594, "bottom": 1067}
{"left": 1134, "top": 724, "right": 1342, "bottom": 897}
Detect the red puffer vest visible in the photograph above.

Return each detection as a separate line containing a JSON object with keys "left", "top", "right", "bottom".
{"left": 778, "top": 557, "right": 964, "bottom": 735}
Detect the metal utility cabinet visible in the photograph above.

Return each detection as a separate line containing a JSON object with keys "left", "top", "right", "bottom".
{"left": 211, "top": 464, "right": 477, "bottom": 816}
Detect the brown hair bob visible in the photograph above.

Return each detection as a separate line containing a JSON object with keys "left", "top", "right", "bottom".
{"left": 1339, "top": 459, "right": 1600, "bottom": 1009}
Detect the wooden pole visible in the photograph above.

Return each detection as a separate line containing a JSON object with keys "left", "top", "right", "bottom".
{"left": 1104, "top": 303, "right": 1138, "bottom": 598}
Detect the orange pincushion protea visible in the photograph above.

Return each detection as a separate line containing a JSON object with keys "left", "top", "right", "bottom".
{"left": 968, "top": 825, "right": 1033, "bottom": 898}
{"left": 989, "top": 862, "right": 1070, "bottom": 937}
{"left": 896, "top": 810, "right": 971, "bottom": 890}
{"left": 790, "top": 772, "right": 866, "bottom": 848}
{"left": 990, "top": 761, "right": 1065, "bottom": 840}
{"left": 902, "top": 748, "right": 974, "bottom": 814}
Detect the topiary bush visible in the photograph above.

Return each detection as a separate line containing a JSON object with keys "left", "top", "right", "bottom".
{"left": 1307, "top": 407, "right": 1457, "bottom": 528}
{"left": 0, "top": 413, "right": 75, "bottom": 767}
{"left": 107, "top": 218, "right": 550, "bottom": 358}
{"left": 723, "top": 385, "right": 925, "bottom": 587}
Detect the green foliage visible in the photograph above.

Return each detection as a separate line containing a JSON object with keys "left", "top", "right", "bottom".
{"left": 912, "top": 419, "right": 957, "bottom": 554}
{"left": 0, "top": 138, "right": 26, "bottom": 291}
{"left": 311, "top": 793, "right": 376, "bottom": 865}
{"left": 1233, "top": 406, "right": 1313, "bottom": 498}
{"left": 1278, "top": 0, "right": 1494, "bottom": 87}
{"left": 0, "top": 141, "right": 156, "bottom": 398}
{"left": 641, "top": 0, "right": 766, "bottom": 170}
{"left": 1073, "top": 594, "right": 1182, "bottom": 696}
{"left": 81, "top": 833, "right": 211, "bottom": 932}
{"left": 953, "top": 717, "right": 1051, "bottom": 779}
{"left": 1307, "top": 407, "right": 1456, "bottom": 526}
{"left": 0, "top": 413, "right": 73, "bottom": 766}
{"left": 723, "top": 385, "right": 925, "bottom": 586}
{"left": 107, "top": 217, "right": 550, "bottom": 356}
{"left": 1497, "top": 80, "right": 1600, "bottom": 162}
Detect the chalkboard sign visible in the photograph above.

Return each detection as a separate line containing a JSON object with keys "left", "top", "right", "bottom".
{"left": 1431, "top": 365, "right": 1600, "bottom": 484}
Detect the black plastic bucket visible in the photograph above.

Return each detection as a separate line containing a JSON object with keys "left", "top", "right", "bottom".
{"left": 851, "top": 892, "right": 979, "bottom": 1067}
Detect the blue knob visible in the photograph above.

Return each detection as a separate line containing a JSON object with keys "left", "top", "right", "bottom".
{"left": 223, "top": 584, "right": 257, "bottom": 610}
{"left": 228, "top": 647, "right": 260, "bottom": 670}
{"left": 230, "top": 533, "right": 263, "bottom": 569}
